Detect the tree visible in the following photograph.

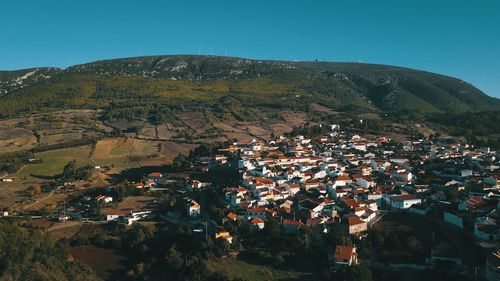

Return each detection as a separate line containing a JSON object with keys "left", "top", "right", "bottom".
{"left": 62, "top": 160, "right": 77, "bottom": 179}
{"left": 166, "top": 245, "right": 184, "bottom": 271}
{"left": 345, "top": 263, "right": 373, "bottom": 281}
{"left": 32, "top": 184, "right": 42, "bottom": 195}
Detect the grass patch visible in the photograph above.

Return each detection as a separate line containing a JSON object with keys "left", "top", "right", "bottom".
{"left": 110, "top": 146, "right": 131, "bottom": 156}
{"left": 206, "top": 258, "right": 310, "bottom": 281}
{"left": 93, "top": 156, "right": 138, "bottom": 170}
{"left": 16, "top": 145, "right": 92, "bottom": 179}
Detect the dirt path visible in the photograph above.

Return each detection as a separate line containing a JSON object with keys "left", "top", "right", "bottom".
{"left": 23, "top": 190, "right": 55, "bottom": 210}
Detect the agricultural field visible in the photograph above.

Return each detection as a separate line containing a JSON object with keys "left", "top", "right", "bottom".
{"left": 177, "top": 111, "right": 213, "bottom": 136}
{"left": 70, "top": 245, "right": 127, "bottom": 280}
{"left": 49, "top": 222, "right": 110, "bottom": 240}
{"left": 161, "top": 142, "right": 199, "bottom": 160}
{"left": 129, "top": 140, "right": 160, "bottom": 158}
{"left": 0, "top": 109, "right": 113, "bottom": 155}
{"left": 156, "top": 123, "right": 176, "bottom": 139}
{"left": 207, "top": 258, "right": 311, "bottom": 281}
{"left": 102, "top": 196, "right": 157, "bottom": 213}
{"left": 0, "top": 181, "right": 29, "bottom": 209}
{"left": 16, "top": 145, "right": 93, "bottom": 179}
{"left": 0, "top": 127, "right": 37, "bottom": 153}
{"left": 92, "top": 138, "right": 138, "bottom": 170}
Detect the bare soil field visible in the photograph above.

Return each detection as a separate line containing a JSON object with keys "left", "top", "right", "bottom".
{"left": 0, "top": 128, "right": 37, "bottom": 153}
{"left": 213, "top": 122, "right": 245, "bottom": 133}
{"left": 278, "top": 111, "right": 308, "bottom": 128}
{"left": 223, "top": 131, "right": 255, "bottom": 141}
{"left": 156, "top": 123, "right": 176, "bottom": 139}
{"left": 0, "top": 109, "right": 112, "bottom": 154}
{"left": 70, "top": 245, "right": 127, "bottom": 280}
{"left": 242, "top": 124, "right": 272, "bottom": 139}
{"left": 177, "top": 111, "right": 212, "bottom": 135}
{"left": 40, "top": 132, "right": 83, "bottom": 145}
{"left": 23, "top": 192, "right": 69, "bottom": 212}
{"left": 138, "top": 155, "right": 172, "bottom": 166}
{"left": 268, "top": 123, "right": 294, "bottom": 136}
{"left": 161, "top": 142, "right": 198, "bottom": 157}
{"left": 310, "top": 103, "right": 340, "bottom": 115}
{"left": 106, "top": 120, "right": 146, "bottom": 131}
{"left": 103, "top": 195, "right": 156, "bottom": 212}
{"left": 138, "top": 125, "right": 157, "bottom": 139}
{"left": 0, "top": 181, "right": 30, "bottom": 209}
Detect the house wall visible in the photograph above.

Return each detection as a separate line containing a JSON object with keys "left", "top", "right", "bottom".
{"left": 349, "top": 223, "right": 367, "bottom": 234}
{"left": 443, "top": 212, "right": 464, "bottom": 229}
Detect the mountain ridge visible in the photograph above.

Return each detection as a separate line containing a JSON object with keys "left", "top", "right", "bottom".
{"left": 0, "top": 55, "right": 499, "bottom": 118}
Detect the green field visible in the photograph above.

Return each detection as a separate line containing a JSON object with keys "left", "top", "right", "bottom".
{"left": 93, "top": 156, "right": 139, "bottom": 170}
{"left": 207, "top": 258, "right": 310, "bottom": 281}
{"left": 110, "top": 146, "right": 131, "bottom": 156}
{"left": 16, "top": 145, "right": 93, "bottom": 179}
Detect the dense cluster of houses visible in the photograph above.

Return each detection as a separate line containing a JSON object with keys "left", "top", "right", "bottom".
{"left": 184, "top": 126, "right": 499, "bottom": 273}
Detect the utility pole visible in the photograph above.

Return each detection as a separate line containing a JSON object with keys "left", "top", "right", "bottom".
{"left": 204, "top": 219, "right": 208, "bottom": 241}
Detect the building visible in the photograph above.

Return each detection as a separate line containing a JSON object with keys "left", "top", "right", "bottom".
{"left": 187, "top": 199, "right": 201, "bottom": 217}
{"left": 95, "top": 195, "right": 113, "bottom": 204}
{"left": 346, "top": 215, "right": 368, "bottom": 235}
{"left": 215, "top": 230, "right": 233, "bottom": 244}
{"left": 390, "top": 194, "right": 421, "bottom": 209}
{"left": 250, "top": 217, "right": 265, "bottom": 230}
{"left": 105, "top": 210, "right": 130, "bottom": 221}
{"left": 474, "top": 220, "right": 499, "bottom": 241}
{"left": 329, "top": 245, "right": 357, "bottom": 268}
{"left": 283, "top": 219, "right": 303, "bottom": 234}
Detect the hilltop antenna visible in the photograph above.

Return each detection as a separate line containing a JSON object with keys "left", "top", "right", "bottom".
{"left": 210, "top": 46, "right": 213, "bottom": 56}
{"left": 225, "top": 49, "right": 227, "bottom": 57}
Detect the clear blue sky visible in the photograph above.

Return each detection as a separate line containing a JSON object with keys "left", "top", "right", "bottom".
{"left": 1, "top": 0, "right": 499, "bottom": 97}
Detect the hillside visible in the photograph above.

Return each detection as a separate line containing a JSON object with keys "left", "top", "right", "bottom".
{"left": 0, "top": 55, "right": 499, "bottom": 120}
{"left": 0, "top": 67, "right": 62, "bottom": 96}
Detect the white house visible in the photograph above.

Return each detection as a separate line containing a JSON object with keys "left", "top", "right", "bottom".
{"left": 187, "top": 199, "right": 201, "bottom": 217}
{"left": 106, "top": 210, "right": 130, "bottom": 221}
{"left": 390, "top": 194, "right": 421, "bottom": 209}
{"left": 474, "top": 218, "right": 499, "bottom": 241}
{"left": 96, "top": 195, "right": 113, "bottom": 204}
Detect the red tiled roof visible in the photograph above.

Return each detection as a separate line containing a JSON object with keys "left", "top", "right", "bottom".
{"left": 283, "top": 219, "right": 303, "bottom": 226}
{"left": 247, "top": 207, "right": 266, "bottom": 213}
{"left": 391, "top": 194, "right": 419, "bottom": 201}
{"left": 465, "top": 196, "right": 484, "bottom": 209}
{"left": 105, "top": 210, "right": 129, "bottom": 216}
{"left": 335, "top": 245, "right": 355, "bottom": 260}
{"left": 347, "top": 215, "right": 366, "bottom": 226}
{"left": 251, "top": 218, "right": 264, "bottom": 224}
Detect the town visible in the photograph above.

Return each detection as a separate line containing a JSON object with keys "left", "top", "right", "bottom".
{"left": 2, "top": 122, "right": 498, "bottom": 280}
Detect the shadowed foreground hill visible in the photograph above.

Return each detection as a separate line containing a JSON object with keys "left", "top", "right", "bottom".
{"left": 0, "top": 221, "right": 101, "bottom": 281}
{"left": 0, "top": 55, "right": 499, "bottom": 119}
